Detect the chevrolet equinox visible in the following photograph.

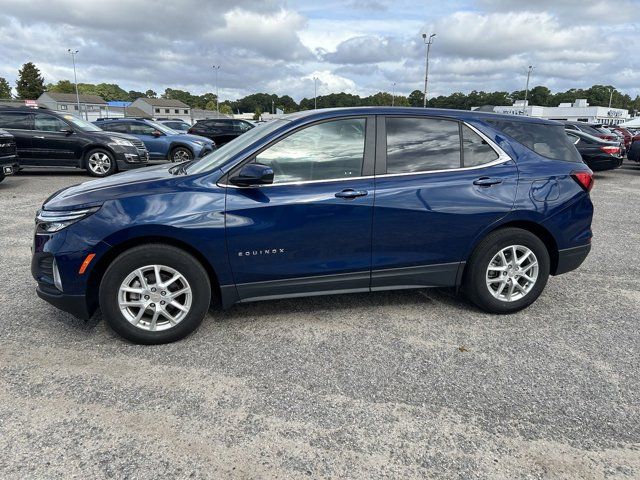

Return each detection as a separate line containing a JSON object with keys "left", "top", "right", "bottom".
{"left": 32, "top": 108, "right": 594, "bottom": 344}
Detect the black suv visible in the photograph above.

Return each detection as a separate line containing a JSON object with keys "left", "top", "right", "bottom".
{"left": 188, "top": 118, "right": 254, "bottom": 146}
{"left": 0, "top": 128, "right": 18, "bottom": 182}
{"left": 0, "top": 107, "right": 149, "bottom": 177}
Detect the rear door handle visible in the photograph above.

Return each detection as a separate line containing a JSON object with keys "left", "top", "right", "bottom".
{"left": 473, "top": 177, "right": 503, "bottom": 187}
{"left": 335, "top": 189, "right": 368, "bottom": 199}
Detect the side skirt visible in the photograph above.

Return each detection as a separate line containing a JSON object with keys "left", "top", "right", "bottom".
{"left": 219, "top": 262, "right": 462, "bottom": 308}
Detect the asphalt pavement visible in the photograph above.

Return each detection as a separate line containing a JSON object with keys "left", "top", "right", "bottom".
{"left": 1, "top": 163, "right": 639, "bottom": 479}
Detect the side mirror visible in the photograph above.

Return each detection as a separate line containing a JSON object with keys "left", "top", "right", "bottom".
{"left": 230, "top": 163, "right": 274, "bottom": 186}
{"left": 152, "top": 130, "right": 162, "bottom": 137}
{"left": 60, "top": 128, "right": 74, "bottom": 135}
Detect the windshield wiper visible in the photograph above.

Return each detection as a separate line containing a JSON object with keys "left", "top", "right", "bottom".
{"left": 170, "top": 160, "right": 194, "bottom": 175}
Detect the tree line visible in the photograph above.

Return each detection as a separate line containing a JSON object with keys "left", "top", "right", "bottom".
{"left": 2, "top": 62, "right": 639, "bottom": 115}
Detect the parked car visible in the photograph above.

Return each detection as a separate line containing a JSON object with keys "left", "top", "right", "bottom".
{"left": 156, "top": 119, "right": 191, "bottom": 133}
{"left": 187, "top": 118, "right": 254, "bottom": 146}
{"left": 33, "top": 107, "right": 594, "bottom": 344}
{"left": 0, "top": 128, "right": 19, "bottom": 182}
{"left": 561, "top": 121, "right": 617, "bottom": 141}
{"left": 565, "top": 130, "right": 624, "bottom": 171}
{"left": 592, "top": 124, "right": 622, "bottom": 143}
{"left": 95, "top": 118, "right": 215, "bottom": 162}
{"left": 628, "top": 140, "right": 640, "bottom": 163}
{"left": 0, "top": 107, "right": 149, "bottom": 177}
{"left": 610, "top": 126, "right": 633, "bottom": 150}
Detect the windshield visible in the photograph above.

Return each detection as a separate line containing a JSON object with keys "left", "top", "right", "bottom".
{"left": 146, "top": 120, "right": 179, "bottom": 135}
{"left": 63, "top": 114, "right": 103, "bottom": 132}
{"left": 187, "top": 120, "right": 288, "bottom": 174}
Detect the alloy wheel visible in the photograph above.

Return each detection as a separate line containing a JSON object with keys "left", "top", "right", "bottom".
{"left": 88, "top": 152, "right": 112, "bottom": 175}
{"left": 485, "top": 245, "right": 539, "bottom": 302}
{"left": 172, "top": 148, "right": 191, "bottom": 162}
{"left": 118, "top": 264, "right": 193, "bottom": 331}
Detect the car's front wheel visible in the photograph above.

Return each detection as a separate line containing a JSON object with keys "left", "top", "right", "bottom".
{"left": 463, "top": 228, "right": 550, "bottom": 313}
{"left": 86, "top": 148, "right": 117, "bottom": 177}
{"left": 170, "top": 146, "right": 193, "bottom": 163}
{"left": 99, "top": 244, "right": 211, "bottom": 344}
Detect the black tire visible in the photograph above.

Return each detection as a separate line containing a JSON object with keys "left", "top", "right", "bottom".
{"left": 99, "top": 244, "right": 211, "bottom": 344}
{"left": 170, "top": 146, "right": 193, "bottom": 163}
{"left": 85, "top": 148, "right": 117, "bottom": 177}
{"left": 463, "top": 228, "right": 550, "bottom": 314}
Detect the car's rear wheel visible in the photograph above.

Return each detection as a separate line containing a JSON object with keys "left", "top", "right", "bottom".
{"left": 463, "top": 228, "right": 550, "bottom": 313}
{"left": 99, "top": 244, "right": 211, "bottom": 344}
{"left": 86, "top": 148, "right": 117, "bottom": 177}
{"left": 170, "top": 146, "right": 193, "bottom": 163}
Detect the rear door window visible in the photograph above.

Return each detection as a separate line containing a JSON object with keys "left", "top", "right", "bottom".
{"left": 105, "top": 123, "right": 130, "bottom": 133}
{"left": 462, "top": 125, "right": 498, "bottom": 167}
{"left": 385, "top": 117, "right": 461, "bottom": 173}
{"left": 487, "top": 120, "right": 582, "bottom": 163}
{"left": 0, "top": 112, "right": 32, "bottom": 130}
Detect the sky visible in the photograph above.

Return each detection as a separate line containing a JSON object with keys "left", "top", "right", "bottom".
{"left": 0, "top": 0, "right": 638, "bottom": 102}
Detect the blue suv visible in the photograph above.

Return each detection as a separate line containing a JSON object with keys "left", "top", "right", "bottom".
{"left": 94, "top": 118, "right": 215, "bottom": 162}
{"left": 33, "top": 107, "right": 593, "bottom": 344}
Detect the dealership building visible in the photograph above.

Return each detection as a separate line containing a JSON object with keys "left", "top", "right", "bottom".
{"left": 483, "top": 99, "right": 630, "bottom": 125}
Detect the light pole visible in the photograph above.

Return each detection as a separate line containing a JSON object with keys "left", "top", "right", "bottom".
{"left": 391, "top": 82, "right": 396, "bottom": 106}
{"left": 608, "top": 88, "right": 613, "bottom": 109}
{"left": 523, "top": 65, "right": 533, "bottom": 116}
{"left": 422, "top": 33, "right": 435, "bottom": 108}
{"left": 313, "top": 77, "right": 318, "bottom": 109}
{"left": 212, "top": 65, "right": 220, "bottom": 118}
{"left": 67, "top": 49, "right": 82, "bottom": 119}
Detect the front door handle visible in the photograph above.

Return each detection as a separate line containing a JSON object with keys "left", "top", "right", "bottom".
{"left": 473, "top": 177, "right": 503, "bottom": 187}
{"left": 335, "top": 189, "right": 368, "bottom": 199}
{"left": 34, "top": 135, "right": 45, "bottom": 139}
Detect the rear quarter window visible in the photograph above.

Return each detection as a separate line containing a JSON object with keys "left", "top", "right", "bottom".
{"left": 487, "top": 120, "right": 582, "bottom": 163}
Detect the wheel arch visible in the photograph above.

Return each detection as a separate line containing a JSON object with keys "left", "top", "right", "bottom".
{"left": 168, "top": 142, "right": 194, "bottom": 159}
{"left": 459, "top": 220, "right": 560, "bottom": 288}
{"left": 86, "top": 235, "right": 222, "bottom": 316}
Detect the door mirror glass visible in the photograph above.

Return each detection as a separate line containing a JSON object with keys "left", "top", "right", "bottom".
{"left": 230, "top": 163, "right": 274, "bottom": 186}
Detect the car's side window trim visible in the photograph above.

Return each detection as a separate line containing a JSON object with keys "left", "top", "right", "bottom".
{"left": 221, "top": 115, "right": 375, "bottom": 188}
{"left": 33, "top": 113, "right": 69, "bottom": 133}
{"left": 376, "top": 115, "right": 511, "bottom": 178}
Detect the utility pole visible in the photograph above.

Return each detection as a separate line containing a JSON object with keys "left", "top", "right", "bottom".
{"left": 523, "top": 65, "right": 533, "bottom": 116}
{"left": 391, "top": 82, "right": 396, "bottom": 106}
{"left": 422, "top": 33, "right": 436, "bottom": 108}
{"left": 67, "top": 49, "right": 82, "bottom": 119}
{"left": 608, "top": 88, "right": 613, "bottom": 109}
{"left": 313, "top": 77, "right": 318, "bottom": 109}
{"left": 212, "top": 65, "right": 220, "bottom": 118}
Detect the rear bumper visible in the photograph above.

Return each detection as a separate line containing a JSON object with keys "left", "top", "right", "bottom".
{"left": 36, "top": 286, "right": 92, "bottom": 320}
{"left": 585, "top": 155, "right": 623, "bottom": 171}
{"left": 554, "top": 243, "right": 591, "bottom": 275}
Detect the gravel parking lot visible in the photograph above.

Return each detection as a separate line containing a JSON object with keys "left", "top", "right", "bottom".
{"left": 1, "top": 163, "right": 639, "bottom": 479}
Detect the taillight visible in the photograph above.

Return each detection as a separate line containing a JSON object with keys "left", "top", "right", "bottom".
{"left": 600, "top": 145, "right": 620, "bottom": 155}
{"left": 600, "top": 134, "right": 615, "bottom": 141}
{"left": 571, "top": 171, "right": 594, "bottom": 192}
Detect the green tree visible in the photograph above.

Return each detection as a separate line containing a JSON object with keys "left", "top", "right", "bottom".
{"left": 127, "top": 90, "right": 146, "bottom": 101}
{"left": 16, "top": 62, "right": 45, "bottom": 99}
{"left": 219, "top": 103, "right": 233, "bottom": 115}
{"left": 0, "top": 77, "right": 11, "bottom": 98}
{"left": 145, "top": 89, "right": 157, "bottom": 98}
{"left": 47, "top": 79, "right": 75, "bottom": 93}
{"left": 408, "top": 90, "right": 424, "bottom": 107}
{"left": 204, "top": 100, "right": 216, "bottom": 111}
{"left": 253, "top": 107, "right": 262, "bottom": 121}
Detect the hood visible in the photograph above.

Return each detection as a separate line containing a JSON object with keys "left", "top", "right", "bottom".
{"left": 181, "top": 133, "right": 214, "bottom": 144}
{"left": 92, "top": 130, "right": 141, "bottom": 142}
{"left": 43, "top": 163, "right": 183, "bottom": 210}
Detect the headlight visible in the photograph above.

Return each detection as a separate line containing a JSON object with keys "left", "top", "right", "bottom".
{"left": 109, "top": 137, "right": 135, "bottom": 147}
{"left": 192, "top": 141, "right": 204, "bottom": 146}
{"left": 35, "top": 207, "right": 101, "bottom": 234}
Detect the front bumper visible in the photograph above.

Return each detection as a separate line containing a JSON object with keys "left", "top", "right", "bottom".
{"left": 113, "top": 146, "right": 149, "bottom": 170}
{"left": 36, "top": 285, "right": 92, "bottom": 320}
{"left": 554, "top": 243, "right": 591, "bottom": 276}
{"left": 0, "top": 155, "right": 19, "bottom": 176}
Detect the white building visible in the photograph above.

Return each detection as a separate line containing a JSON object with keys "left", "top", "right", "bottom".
{"left": 38, "top": 92, "right": 110, "bottom": 122}
{"left": 130, "top": 98, "right": 191, "bottom": 122}
{"left": 488, "top": 99, "right": 630, "bottom": 125}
